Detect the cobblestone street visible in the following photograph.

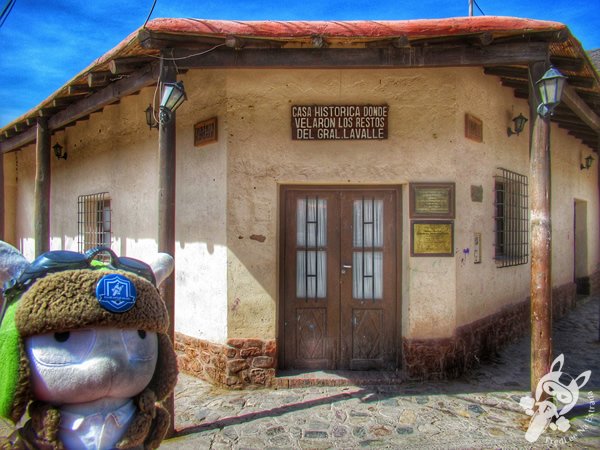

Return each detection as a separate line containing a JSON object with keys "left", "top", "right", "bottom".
{"left": 163, "top": 295, "right": 600, "bottom": 449}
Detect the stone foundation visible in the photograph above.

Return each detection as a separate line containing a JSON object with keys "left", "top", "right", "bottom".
{"left": 177, "top": 282, "right": 581, "bottom": 386}
{"left": 175, "top": 334, "right": 277, "bottom": 389}
{"left": 589, "top": 271, "right": 600, "bottom": 296}
{"left": 403, "top": 281, "right": 577, "bottom": 380}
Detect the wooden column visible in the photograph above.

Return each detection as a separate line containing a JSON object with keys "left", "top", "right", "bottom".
{"left": 34, "top": 117, "right": 51, "bottom": 257}
{"left": 157, "top": 56, "right": 177, "bottom": 433}
{"left": 528, "top": 61, "right": 553, "bottom": 395}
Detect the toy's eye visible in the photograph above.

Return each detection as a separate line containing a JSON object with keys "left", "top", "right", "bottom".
{"left": 54, "top": 332, "right": 70, "bottom": 342}
{"left": 26, "top": 330, "right": 96, "bottom": 365}
{"left": 121, "top": 330, "right": 157, "bottom": 361}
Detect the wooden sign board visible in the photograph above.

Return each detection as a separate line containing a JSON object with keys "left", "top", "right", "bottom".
{"left": 291, "top": 104, "right": 388, "bottom": 140}
{"left": 194, "top": 117, "right": 218, "bottom": 147}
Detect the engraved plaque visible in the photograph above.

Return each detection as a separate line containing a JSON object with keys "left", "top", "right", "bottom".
{"left": 411, "top": 221, "right": 454, "bottom": 256}
{"left": 409, "top": 183, "right": 455, "bottom": 219}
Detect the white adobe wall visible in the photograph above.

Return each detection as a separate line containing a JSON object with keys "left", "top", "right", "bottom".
{"left": 6, "top": 79, "right": 230, "bottom": 344}
{"left": 4, "top": 65, "right": 598, "bottom": 345}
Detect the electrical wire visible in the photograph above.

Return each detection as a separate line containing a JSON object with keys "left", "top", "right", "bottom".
{"left": 143, "top": 0, "right": 158, "bottom": 28}
{"left": 473, "top": 0, "right": 486, "bottom": 15}
{"left": 0, "top": 0, "right": 17, "bottom": 28}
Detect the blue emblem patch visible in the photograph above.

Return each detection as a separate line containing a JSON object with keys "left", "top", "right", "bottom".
{"left": 95, "top": 274, "right": 137, "bottom": 313}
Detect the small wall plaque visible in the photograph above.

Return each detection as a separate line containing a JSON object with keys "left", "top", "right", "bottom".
{"left": 194, "top": 117, "right": 218, "bottom": 147}
{"left": 465, "top": 113, "right": 483, "bottom": 142}
{"left": 411, "top": 221, "right": 454, "bottom": 257}
{"left": 409, "top": 182, "right": 455, "bottom": 219}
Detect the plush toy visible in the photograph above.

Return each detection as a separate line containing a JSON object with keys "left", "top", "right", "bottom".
{"left": 0, "top": 241, "right": 178, "bottom": 449}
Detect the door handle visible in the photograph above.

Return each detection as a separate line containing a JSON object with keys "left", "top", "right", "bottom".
{"left": 341, "top": 264, "right": 352, "bottom": 274}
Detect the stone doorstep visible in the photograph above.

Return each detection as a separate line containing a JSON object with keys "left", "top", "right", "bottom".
{"left": 273, "top": 370, "right": 408, "bottom": 388}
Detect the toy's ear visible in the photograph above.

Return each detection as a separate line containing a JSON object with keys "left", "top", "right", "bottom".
{"left": 550, "top": 354, "right": 564, "bottom": 373}
{"left": 0, "top": 241, "right": 29, "bottom": 287}
{"left": 149, "top": 253, "right": 174, "bottom": 289}
{"left": 1, "top": 241, "right": 29, "bottom": 320}
{"left": 575, "top": 370, "right": 591, "bottom": 389}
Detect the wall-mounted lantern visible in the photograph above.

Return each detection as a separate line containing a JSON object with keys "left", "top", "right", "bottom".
{"left": 580, "top": 154, "right": 594, "bottom": 171}
{"left": 53, "top": 143, "right": 67, "bottom": 160}
{"left": 507, "top": 113, "right": 528, "bottom": 137}
{"left": 536, "top": 66, "right": 567, "bottom": 117}
{"left": 159, "top": 81, "right": 187, "bottom": 125}
{"left": 144, "top": 81, "right": 187, "bottom": 129}
{"left": 145, "top": 104, "right": 159, "bottom": 130}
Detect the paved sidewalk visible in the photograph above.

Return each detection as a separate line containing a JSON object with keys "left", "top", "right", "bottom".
{"left": 164, "top": 295, "right": 600, "bottom": 449}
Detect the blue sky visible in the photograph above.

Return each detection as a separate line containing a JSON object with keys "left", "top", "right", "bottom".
{"left": 1, "top": 0, "right": 599, "bottom": 127}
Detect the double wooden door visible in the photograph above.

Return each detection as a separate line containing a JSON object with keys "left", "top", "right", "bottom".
{"left": 282, "top": 186, "right": 399, "bottom": 370}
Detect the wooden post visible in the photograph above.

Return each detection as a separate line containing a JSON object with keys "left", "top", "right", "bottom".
{"left": 157, "top": 56, "right": 177, "bottom": 434}
{"left": 528, "top": 61, "right": 553, "bottom": 395}
{"left": 34, "top": 117, "right": 51, "bottom": 257}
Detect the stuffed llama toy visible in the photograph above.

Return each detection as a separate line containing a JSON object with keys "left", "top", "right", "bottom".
{"left": 0, "top": 241, "right": 178, "bottom": 449}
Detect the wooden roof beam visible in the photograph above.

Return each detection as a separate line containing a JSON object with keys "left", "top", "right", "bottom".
{"left": 1, "top": 62, "right": 160, "bottom": 153}
{"left": 67, "top": 84, "right": 92, "bottom": 96}
{"left": 138, "top": 29, "right": 225, "bottom": 49}
{"left": 562, "top": 84, "right": 600, "bottom": 133}
{"left": 109, "top": 57, "right": 155, "bottom": 75}
{"left": 88, "top": 71, "right": 113, "bottom": 88}
{"left": 172, "top": 41, "right": 549, "bottom": 69}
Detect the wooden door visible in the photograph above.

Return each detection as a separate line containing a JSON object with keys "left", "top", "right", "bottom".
{"left": 282, "top": 186, "right": 399, "bottom": 370}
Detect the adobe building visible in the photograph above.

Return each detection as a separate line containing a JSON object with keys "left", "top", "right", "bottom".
{"left": 1, "top": 17, "right": 599, "bottom": 388}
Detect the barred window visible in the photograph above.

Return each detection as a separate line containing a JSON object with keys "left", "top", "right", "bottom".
{"left": 78, "top": 192, "right": 111, "bottom": 253}
{"left": 494, "top": 168, "right": 528, "bottom": 267}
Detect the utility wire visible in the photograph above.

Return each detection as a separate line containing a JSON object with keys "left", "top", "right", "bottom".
{"left": 0, "top": 0, "right": 16, "bottom": 28}
{"left": 143, "top": 0, "right": 158, "bottom": 28}
{"left": 473, "top": 0, "right": 486, "bottom": 15}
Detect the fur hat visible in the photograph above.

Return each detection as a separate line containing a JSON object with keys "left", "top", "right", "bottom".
{"left": 0, "top": 260, "right": 177, "bottom": 425}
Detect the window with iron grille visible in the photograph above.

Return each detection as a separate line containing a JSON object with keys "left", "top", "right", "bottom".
{"left": 494, "top": 168, "right": 528, "bottom": 267}
{"left": 78, "top": 192, "right": 111, "bottom": 253}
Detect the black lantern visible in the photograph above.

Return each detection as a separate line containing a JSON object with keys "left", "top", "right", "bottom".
{"left": 159, "top": 81, "right": 187, "bottom": 125}
{"left": 53, "top": 143, "right": 67, "bottom": 160}
{"left": 507, "top": 113, "right": 528, "bottom": 137}
{"left": 580, "top": 154, "right": 594, "bottom": 170}
{"left": 536, "top": 66, "right": 567, "bottom": 117}
{"left": 145, "top": 104, "right": 159, "bottom": 129}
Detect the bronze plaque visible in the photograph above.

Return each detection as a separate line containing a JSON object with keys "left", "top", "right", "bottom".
{"left": 409, "top": 183, "right": 455, "bottom": 219}
{"left": 194, "top": 117, "right": 218, "bottom": 147}
{"left": 291, "top": 105, "right": 388, "bottom": 140}
{"left": 411, "top": 221, "right": 454, "bottom": 256}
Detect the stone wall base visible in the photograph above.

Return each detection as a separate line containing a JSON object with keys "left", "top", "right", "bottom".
{"left": 403, "top": 281, "right": 577, "bottom": 380}
{"left": 589, "top": 270, "right": 600, "bottom": 296}
{"left": 177, "top": 280, "right": 584, "bottom": 386}
{"left": 175, "top": 334, "right": 276, "bottom": 389}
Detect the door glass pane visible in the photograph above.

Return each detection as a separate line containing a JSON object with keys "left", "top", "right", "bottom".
{"left": 353, "top": 199, "right": 383, "bottom": 247}
{"left": 353, "top": 198, "right": 383, "bottom": 300}
{"left": 296, "top": 197, "right": 327, "bottom": 299}
{"left": 297, "top": 251, "right": 327, "bottom": 298}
